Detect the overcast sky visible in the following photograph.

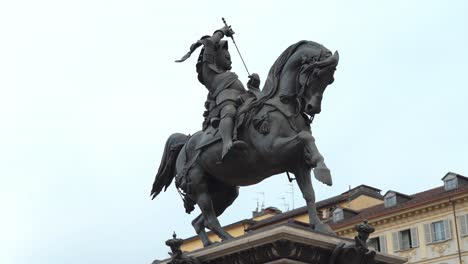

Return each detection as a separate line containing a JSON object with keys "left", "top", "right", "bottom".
{"left": 1, "top": 1, "right": 467, "bottom": 263}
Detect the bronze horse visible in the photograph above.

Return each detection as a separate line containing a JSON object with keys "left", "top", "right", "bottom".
{"left": 151, "top": 41, "right": 339, "bottom": 247}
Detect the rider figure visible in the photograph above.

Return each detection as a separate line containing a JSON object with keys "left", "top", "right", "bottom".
{"left": 177, "top": 25, "right": 260, "bottom": 159}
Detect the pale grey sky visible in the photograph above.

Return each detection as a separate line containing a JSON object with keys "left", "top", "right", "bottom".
{"left": 1, "top": 1, "right": 467, "bottom": 263}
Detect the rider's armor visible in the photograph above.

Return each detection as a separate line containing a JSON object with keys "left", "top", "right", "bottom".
{"left": 177, "top": 27, "right": 252, "bottom": 158}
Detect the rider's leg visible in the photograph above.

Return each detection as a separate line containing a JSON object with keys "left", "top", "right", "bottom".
{"left": 219, "top": 104, "right": 236, "bottom": 159}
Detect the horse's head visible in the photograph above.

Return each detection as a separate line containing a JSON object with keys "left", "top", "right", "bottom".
{"left": 249, "top": 41, "right": 339, "bottom": 121}
{"left": 297, "top": 50, "right": 339, "bottom": 116}
{"left": 262, "top": 41, "right": 339, "bottom": 119}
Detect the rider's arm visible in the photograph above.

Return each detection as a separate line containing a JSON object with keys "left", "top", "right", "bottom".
{"left": 199, "top": 26, "right": 234, "bottom": 84}
{"left": 210, "top": 25, "right": 233, "bottom": 45}
{"left": 202, "top": 26, "right": 233, "bottom": 64}
{"left": 209, "top": 30, "right": 225, "bottom": 45}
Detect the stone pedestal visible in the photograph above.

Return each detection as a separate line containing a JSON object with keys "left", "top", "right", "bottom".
{"left": 154, "top": 223, "right": 407, "bottom": 264}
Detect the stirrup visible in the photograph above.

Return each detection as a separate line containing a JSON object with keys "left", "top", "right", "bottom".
{"left": 221, "top": 141, "right": 248, "bottom": 161}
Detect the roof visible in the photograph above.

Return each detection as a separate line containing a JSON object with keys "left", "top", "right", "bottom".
{"left": 330, "top": 183, "right": 468, "bottom": 229}
{"left": 246, "top": 184, "right": 382, "bottom": 231}
{"left": 343, "top": 184, "right": 382, "bottom": 194}
{"left": 248, "top": 175, "right": 468, "bottom": 232}
{"left": 333, "top": 207, "right": 360, "bottom": 214}
{"left": 383, "top": 190, "right": 412, "bottom": 199}
{"left": 442, "top": 171, "right": 468, "bottom": 181}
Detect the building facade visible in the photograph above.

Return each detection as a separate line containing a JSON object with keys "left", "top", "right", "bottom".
{"left": 180, "top": 172, "right": 468, "bottom": 264}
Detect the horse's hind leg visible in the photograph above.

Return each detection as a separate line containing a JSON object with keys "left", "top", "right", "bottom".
{"left": 213, "top": 185, "right": 239, "bottom": 217}
{"left": 192, "top": 214, "right": 212, "bottom": 247}
{"left": 192, "top": 185, "right": 239, "bottom": 247}
{"left": 189, "top": 165, "right": 234, "bottom": 241}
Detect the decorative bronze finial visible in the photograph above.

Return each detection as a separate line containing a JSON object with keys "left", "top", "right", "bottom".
{"left": 355, "top": 220, "right": 375, "bottom": 243}
{"left": 166, "top": 231, "right": 184, "bottom": 251}
{"left": 151, "top": 232, "right": 200, "bottom": 264}
{"left": 329, "top": 221, "right": 377, "bottom": 264}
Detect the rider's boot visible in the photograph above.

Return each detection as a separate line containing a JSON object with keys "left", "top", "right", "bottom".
{"left": 219, "top": 104, "right": 247, "bottom": 160}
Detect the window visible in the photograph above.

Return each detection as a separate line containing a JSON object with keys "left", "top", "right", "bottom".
{"left": 333, "top": 208, "right": 343, "bottom": 223}
{"left": 392, "top": 228, "right": 419, "bottom": 251}
{"left": 384, "top": 192, "right": 397, "bottom": 208}
{"left": 368, "top": 236, "right": 387, "bottom": 253}
{"left": 424, "top": 219, "right": 452, "bottom": 244}
{"left": 400, "top": 230, "right": 411, "bottom": 249}
{"left": 432, "top": 221, "right": 446, "bottom": 241}
{"left": 321, "top": 209, "right": 330, "bottom": 220}
{"left": 459, "top": 214, "right": 468, "bottom": 236}
{"left": 444, "top": 175, "right": 458, "bottom": 191}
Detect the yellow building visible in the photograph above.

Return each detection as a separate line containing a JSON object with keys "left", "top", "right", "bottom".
{"left": 181, "top": 172, "right": 468, "bottom": 264}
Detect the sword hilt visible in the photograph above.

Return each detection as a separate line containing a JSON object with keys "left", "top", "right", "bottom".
{"left": 222, "top": 17, "right": 228, "bottom": 27}
{"left": 221, "top": 17, "right": 235, "bottom": 41}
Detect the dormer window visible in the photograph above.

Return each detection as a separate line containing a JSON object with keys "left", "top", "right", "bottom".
{"left": 444, "top": 174, "right": 458, "bottom": 191}
{"left": 333, "top": 208, "right": 344, "bottom": 223}
{"left": 384, "top": 192, "right": 397, "bottom": 208}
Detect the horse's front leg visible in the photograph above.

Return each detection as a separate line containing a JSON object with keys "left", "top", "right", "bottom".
{"left": 297, "top": 131, "right": 332, "bottom": 186}
{"left": 295, "top": 166, "right": 334, "bottom": 235}
{"left": 271, "top": 131, "right": 331, "bottom": 185}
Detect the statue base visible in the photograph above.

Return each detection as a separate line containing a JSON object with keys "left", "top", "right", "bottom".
{"left": 154, "top": 222, "right": 406, "bottom": 264}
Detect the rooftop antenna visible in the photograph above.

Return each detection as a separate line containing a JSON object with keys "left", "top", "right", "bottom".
{"left": 257, "top": 192, "right": 265, "bottom": 210}
{"left": 278, "top": 196, "right": 289, "bottom": 212}
{"left": 286, "top": 183, "right": 295, "bottom": 210}
{"left": 254, "top": 196, "right": 259, "bottom": 212}
{"left": 348, "top": 185, "right": 352, "bottom": 209}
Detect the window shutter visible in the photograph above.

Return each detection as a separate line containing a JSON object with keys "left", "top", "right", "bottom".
{"left": 444, "top": 219, "right": 452, "bottom": 240}
{"left": 410, "top": 227, "right": 419, "bottom": 248}
{"left": 379, "top": 235, "right": 387, "bottom": 253}
{"left": 424, "top": 224, "right": 432, "bottom": 244}
{"left": 392, "top": 232, "right": 400, "bottom": 252}
{"left": 459, "top": 215, "right": 468, "bottom": 236}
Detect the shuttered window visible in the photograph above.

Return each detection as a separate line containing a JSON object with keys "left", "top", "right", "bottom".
{"left": 368, "top": 235, "right": 387, "bottom": 253}
{"left": 459, "top": 214, "right": 468, "bottom": 236}
{"left": 433, "top": 221, "right": 446, "bottom": 241}
{"left": 392, "top": 227, "right": 419, "bottom": 251}
{"left": 424, "top": 219, "right": 452, "bottom": 244}
{"left": 333, "top": 208, "right": 344, "bottom": 223}
{"left": 379, "top": 235, "right": 388, "bottom": 253}
{"left": 384, "top": 192, "right": 397, "bottom": 208}
{"left": 444, "top": 177, "right": 458, "bottom": 191}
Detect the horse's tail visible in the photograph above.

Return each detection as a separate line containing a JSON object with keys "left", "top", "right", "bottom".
{"left": 150, "top": 133, "right": 189, "bottom": 200}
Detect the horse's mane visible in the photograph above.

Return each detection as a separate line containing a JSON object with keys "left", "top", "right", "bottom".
{"left": 256, "top": 41, "right": 309, "bottom": 104}
{"left": 241, "top": 41, "right": 315, "bottom": 117}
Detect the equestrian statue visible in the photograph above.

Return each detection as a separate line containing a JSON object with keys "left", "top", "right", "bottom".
{"left": 151, "top": 19, "right": 339, "bottom": 247}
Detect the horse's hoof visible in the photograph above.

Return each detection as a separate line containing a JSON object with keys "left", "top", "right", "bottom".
{"left": 314, "top": 167, "right": 332, "bottom": 186}
{"left": 221, "top": 237, "right": 234, "bottom": 242}
{"left": 313, "top": 222, "right": 335, "bottom": 235}
{"left": 202, "top": 240, "right": 214, "bottom": 247}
